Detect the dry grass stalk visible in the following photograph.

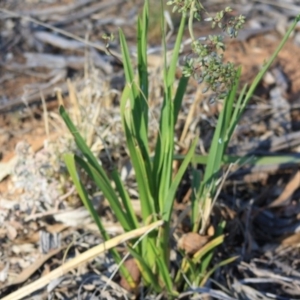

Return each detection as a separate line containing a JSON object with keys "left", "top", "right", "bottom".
{"left": 1, "top": 221, "right": 163, "bottom": 300}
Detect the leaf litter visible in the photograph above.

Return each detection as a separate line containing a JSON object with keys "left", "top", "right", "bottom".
{"left": 1, "top": 0, "right": 300, "bottom": 299}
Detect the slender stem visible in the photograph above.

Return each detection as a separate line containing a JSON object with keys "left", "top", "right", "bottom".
{"left": 188, "top": 1, "right": 196, "bottom": 42}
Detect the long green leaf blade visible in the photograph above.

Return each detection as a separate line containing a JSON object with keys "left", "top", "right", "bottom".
{"left": 167, "top": 13, "right": 186, "bottom": 85}
{"left": 74, "top": 156, "right": 133, "bottom": 230}
{"left": 59, "top": 106, "right": 110, "bottom": 187}
{"left": 63, "top": 154, "right": 134, "bottom": 285}
{"left": 64, "top": 153, "right": 108, "bottom": 237}
{"left": 163, "top": 138, "right": 198, "bottom": 221}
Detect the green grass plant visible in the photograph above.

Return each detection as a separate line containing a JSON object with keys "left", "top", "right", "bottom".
{"left": 60, "top": 0, "right": 300, "bottom": 297}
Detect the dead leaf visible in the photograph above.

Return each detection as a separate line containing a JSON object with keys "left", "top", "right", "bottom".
{"left": 207, "top": 225, "right": 215, "bottom": 237}
{"left": 5, "top": 222, "right": 17, "bottom": 240}
{"left": 280, "top": 232, "right": 300, "bottom": 246}
{"left": 269, "top": 170, "right": 300, "bottom": 208}
{"left": 120, "top": 258, "right": 140, "bottom": 293}
{"left": 178, "top": 232, "right": 210, "bottom": 255}
{"left": 0, "top": 263, "right": 9, "bottom": 283}
{"left": 1, "top": 247, "right": 65, "bottom": 289}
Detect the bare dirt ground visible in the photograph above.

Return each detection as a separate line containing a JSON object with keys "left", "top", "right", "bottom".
{"left": 1, "top": 0, "right": 300, "bottom": 299}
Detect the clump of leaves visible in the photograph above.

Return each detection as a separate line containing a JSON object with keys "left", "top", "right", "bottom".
{"left": 59, "top": 0, "right": 300, "bottom": 298}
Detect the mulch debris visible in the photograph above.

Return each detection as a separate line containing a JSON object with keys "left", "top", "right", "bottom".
{"left": 1, "top": 0, "right": 300, "bottom": 299}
